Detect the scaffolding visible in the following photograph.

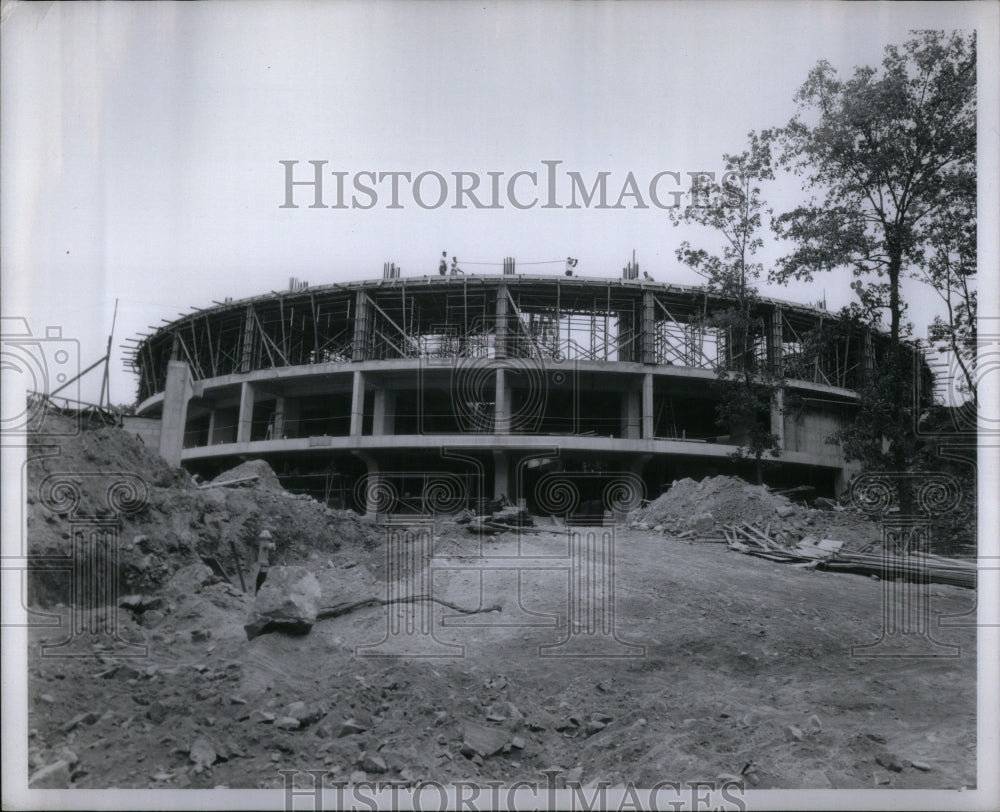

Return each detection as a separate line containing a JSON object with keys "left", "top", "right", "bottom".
{"left": 128, "top": 275, "right": 881, "bottom": 402}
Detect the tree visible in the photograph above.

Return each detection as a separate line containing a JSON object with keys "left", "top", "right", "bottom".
{"left": 773, "top": 31, "right": 976, "bottom": 350}
{"left": 923, "top": 180, "right": 977, "bottom": 403}
{"left": 671, "top": 135, "right": 783, "bottom": 484}
{"left": 771, "top": 31, "right": 976, "bottom": 498}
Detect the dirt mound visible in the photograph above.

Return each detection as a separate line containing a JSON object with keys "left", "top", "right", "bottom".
{"left": 636, "top": 476, "right": 794, "bottom": 529}
{"left": 632, "top": 475, "right": 880, "bottom": 551}
{"left": 210, "top": 459, "right": 283, "bottom": 491}
{"left": 25, "top": 410, "right": 380, "bottom": 606}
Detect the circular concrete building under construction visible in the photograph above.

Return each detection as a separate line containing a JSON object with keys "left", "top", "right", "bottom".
{"left": 127, "top": 272, "right": 878, "bottom": 515}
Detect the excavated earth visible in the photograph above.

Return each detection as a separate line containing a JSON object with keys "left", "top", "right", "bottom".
{"left": 22, "top": 414, "right": 978, "bottom": 791}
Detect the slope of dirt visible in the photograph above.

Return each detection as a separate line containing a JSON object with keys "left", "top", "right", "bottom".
{"left": 25, "top": 412, "right": 380, "bottom": 605}
{"left": 22, "top": 417, "right": 977, "bottom": 791}
{"left": 631, "top": 475, "right": 882, "bottom": 551}
{"left": 26, "top": 528, "right": 976, "bottom": 790}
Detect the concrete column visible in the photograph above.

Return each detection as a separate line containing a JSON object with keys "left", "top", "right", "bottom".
{"left": 495, "top": 368, "right": 510, "bottom": 433}
{"left": 768, "top": 307, "right": 784, "bottom": 376}
{"left": 620, "top": 387, "right": 641, "bottom": 440}
{"left": 272, "top": 396, "right": 286, "bottom": 439}
{"left": 283, "top": 398, "right": 300, "bottom": 438}
{"left": 373, "top": 388, "right": 396, "bottom": 435}
{"left": 355, "top": 451, "right": 382, "bottom": 517}
{"left": 350, "top": 370, "right": 365, "bottom": 436}
{"left": 492, "top": 450, "right": 509, "bottom": 500}
{"left": 158, "top": 361, "right": 193, "bottom": 466}
{"left": 642, "top": 373, "right": 654, "bottom": 439}
{"left": 495, "top": 283, "right": 508, "bottom": 359}
{"left": 352, "top": 290, "right": 369, "bottom": 362}
{"left": 771, "top": 388, "right": 785, "bottom": 450}
{"left": 641, "top": 289, "right": 655, "bottom": 364}
{"left": 206, "top": 409, "right": 216, "bottom": 446}
{"left": 236, "top": 381, "right": 255, "bottom": 443}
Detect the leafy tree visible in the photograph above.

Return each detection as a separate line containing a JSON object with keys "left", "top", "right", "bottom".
{"left": 672, "top": 135, "right": 784, "bottom": 484}
{"left": 771, "top": 31, "right": 976, "bottom": 505}
{"left": 923, "top": 181, "right": 977, "bottom": 403}
{"left": 772, "top": 30, "right": 976, "bottom": 350}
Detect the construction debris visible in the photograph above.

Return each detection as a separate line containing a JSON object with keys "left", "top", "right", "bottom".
{"left": 722, "top": 520, "right": 975, "bottom": 589}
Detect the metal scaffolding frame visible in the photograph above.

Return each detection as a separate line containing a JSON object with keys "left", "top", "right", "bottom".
{"left": 127, "top": 275, "right": 883, "bottom": 403}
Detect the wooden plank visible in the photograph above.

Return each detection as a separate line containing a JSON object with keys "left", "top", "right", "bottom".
{"left": 199, "top": 475, "right": 260, "bottom": 489}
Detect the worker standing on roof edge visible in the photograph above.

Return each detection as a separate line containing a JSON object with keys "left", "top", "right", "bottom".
{"left": 255, "top": 530, "right": 276, "bottom": 594}
{"left": 439, "top": 251, "right": 448, "bottom": 275}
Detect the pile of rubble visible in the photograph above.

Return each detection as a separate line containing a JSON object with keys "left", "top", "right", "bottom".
{"left": 26, "top": 411, "right": 381, "bottom": 607}
{"left": 629, "top": 475, "right": 879, "bottom": 552}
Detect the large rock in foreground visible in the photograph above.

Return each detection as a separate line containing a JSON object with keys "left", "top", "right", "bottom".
{"left": 244, "top": 566, "right": 321, "bottom": 640}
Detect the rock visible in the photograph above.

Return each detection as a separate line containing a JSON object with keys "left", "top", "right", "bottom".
{"left": 875, "top": 752, "right": 903, "bottom": 772}
{"left": 586, "top": 720, "right": 606, "bottom": 735}
{"left": 119, "top": 594, "right": 145, "bottom": 611}
{"left": 785, "top": 725, "right": 804, "bottom": 742}
{"left": 433, "top": 711, "right": 449, "bottom": 726}
{"left": 653, "top": 525, "right": 664, "bottom": 533}
{"left": 806, "top": 714, "right": 822, "bottom": 734}
{"left": 244, "top": 567, "right": 321, "bottom": 640}
{"left": 29, "top": 760, "right": 71, "bottom": 788}
{"left": 339, "top": 719, "right": 368, "bottom": 736}
{"left": 349, "top": 770, "right": 367, "bottom": 784}
{"left": 191, "top": 629, "right": 212, "bottom": 642}
{"left": 39, "top": 693, "right": 55, "bottom": 704}
{"left": 361, "top": 754, "right": 387, "bottom": 773}
{"left": 776, "top": 503, "right": 796, "bottom": 519}
{"left": 565, "top": 767, "right": 583, "bottom": 785}
{"left": 115, "top": 664, "right": 142, "bottom": 680}
{"left": 688, "top": 513, "right": 715, "bottom": 534}
{"left": 380, "top": 750, "right": 408, "bottom": 772}
{"left": 511, "top": 736, "right": 525, "bottom": 750}
{"left": 147, "top": 701, "right": 170, "bottom": 724}
{"left": 249, "top": 710, "right": 275, "bottom": 724}
{"left": 212, "top": 459, "right": 284, "bottom": 491}
{"left": 274, "top": 716, "right": 300, "bottom": 730}
{"left": 461, "top": 718, "right": 509, "bottom": 758}
{"left": 637, "top": 523, "right": 651, "bottom": 531}
{"left": 60, "top": 749, "right": 79, "bottom": 766}
{"left": 189, "top": 736, "right": 217, "bottom": 768}
{"left": 140, "top": 610, "right": 165, "bottom": 628}
{"left": 802, "top": 769, "right": 832, "bottom": 788}
{"left": 910, "top": 760, "right": 932, "bottom": 772}
{"left": 285, "top": 701, "right": 325, "bottom": 727}
{"left": 61, "top": 711, "right": 100, "bottom": 734}
{"left": 164, "top": 562, "right": 217, "bottom": 596}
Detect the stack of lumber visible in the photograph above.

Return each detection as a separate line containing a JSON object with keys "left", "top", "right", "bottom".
{"left": 721, "top": 521, "right": 821, "bottom": 562}
{"left": 821, "top": 550, "right": 976, "bottom": 589}
{"left": 722, "top": 521, "right": 976, "bottom": 589}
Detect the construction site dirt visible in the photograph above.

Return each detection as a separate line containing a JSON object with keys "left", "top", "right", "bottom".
{"left": 24, "top": 414, "right": 977, "bottom": 791}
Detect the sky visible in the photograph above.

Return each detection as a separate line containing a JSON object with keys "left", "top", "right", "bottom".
{"left": 2, "top": 0, "right": 997, "bottom": 406}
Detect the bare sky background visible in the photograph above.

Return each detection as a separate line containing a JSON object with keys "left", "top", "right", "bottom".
{"left": 2, "top": 0, "right": 997, "bottom": 405}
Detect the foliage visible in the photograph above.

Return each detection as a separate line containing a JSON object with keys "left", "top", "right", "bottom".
{"left": 671, "top": 135, "right": 783, "bottom": 484}
{"left": 772, "top": 30, "right": 976, "bottom": 350}
{"left": 771, "top": 31, "right": 976, "bottom": 504}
